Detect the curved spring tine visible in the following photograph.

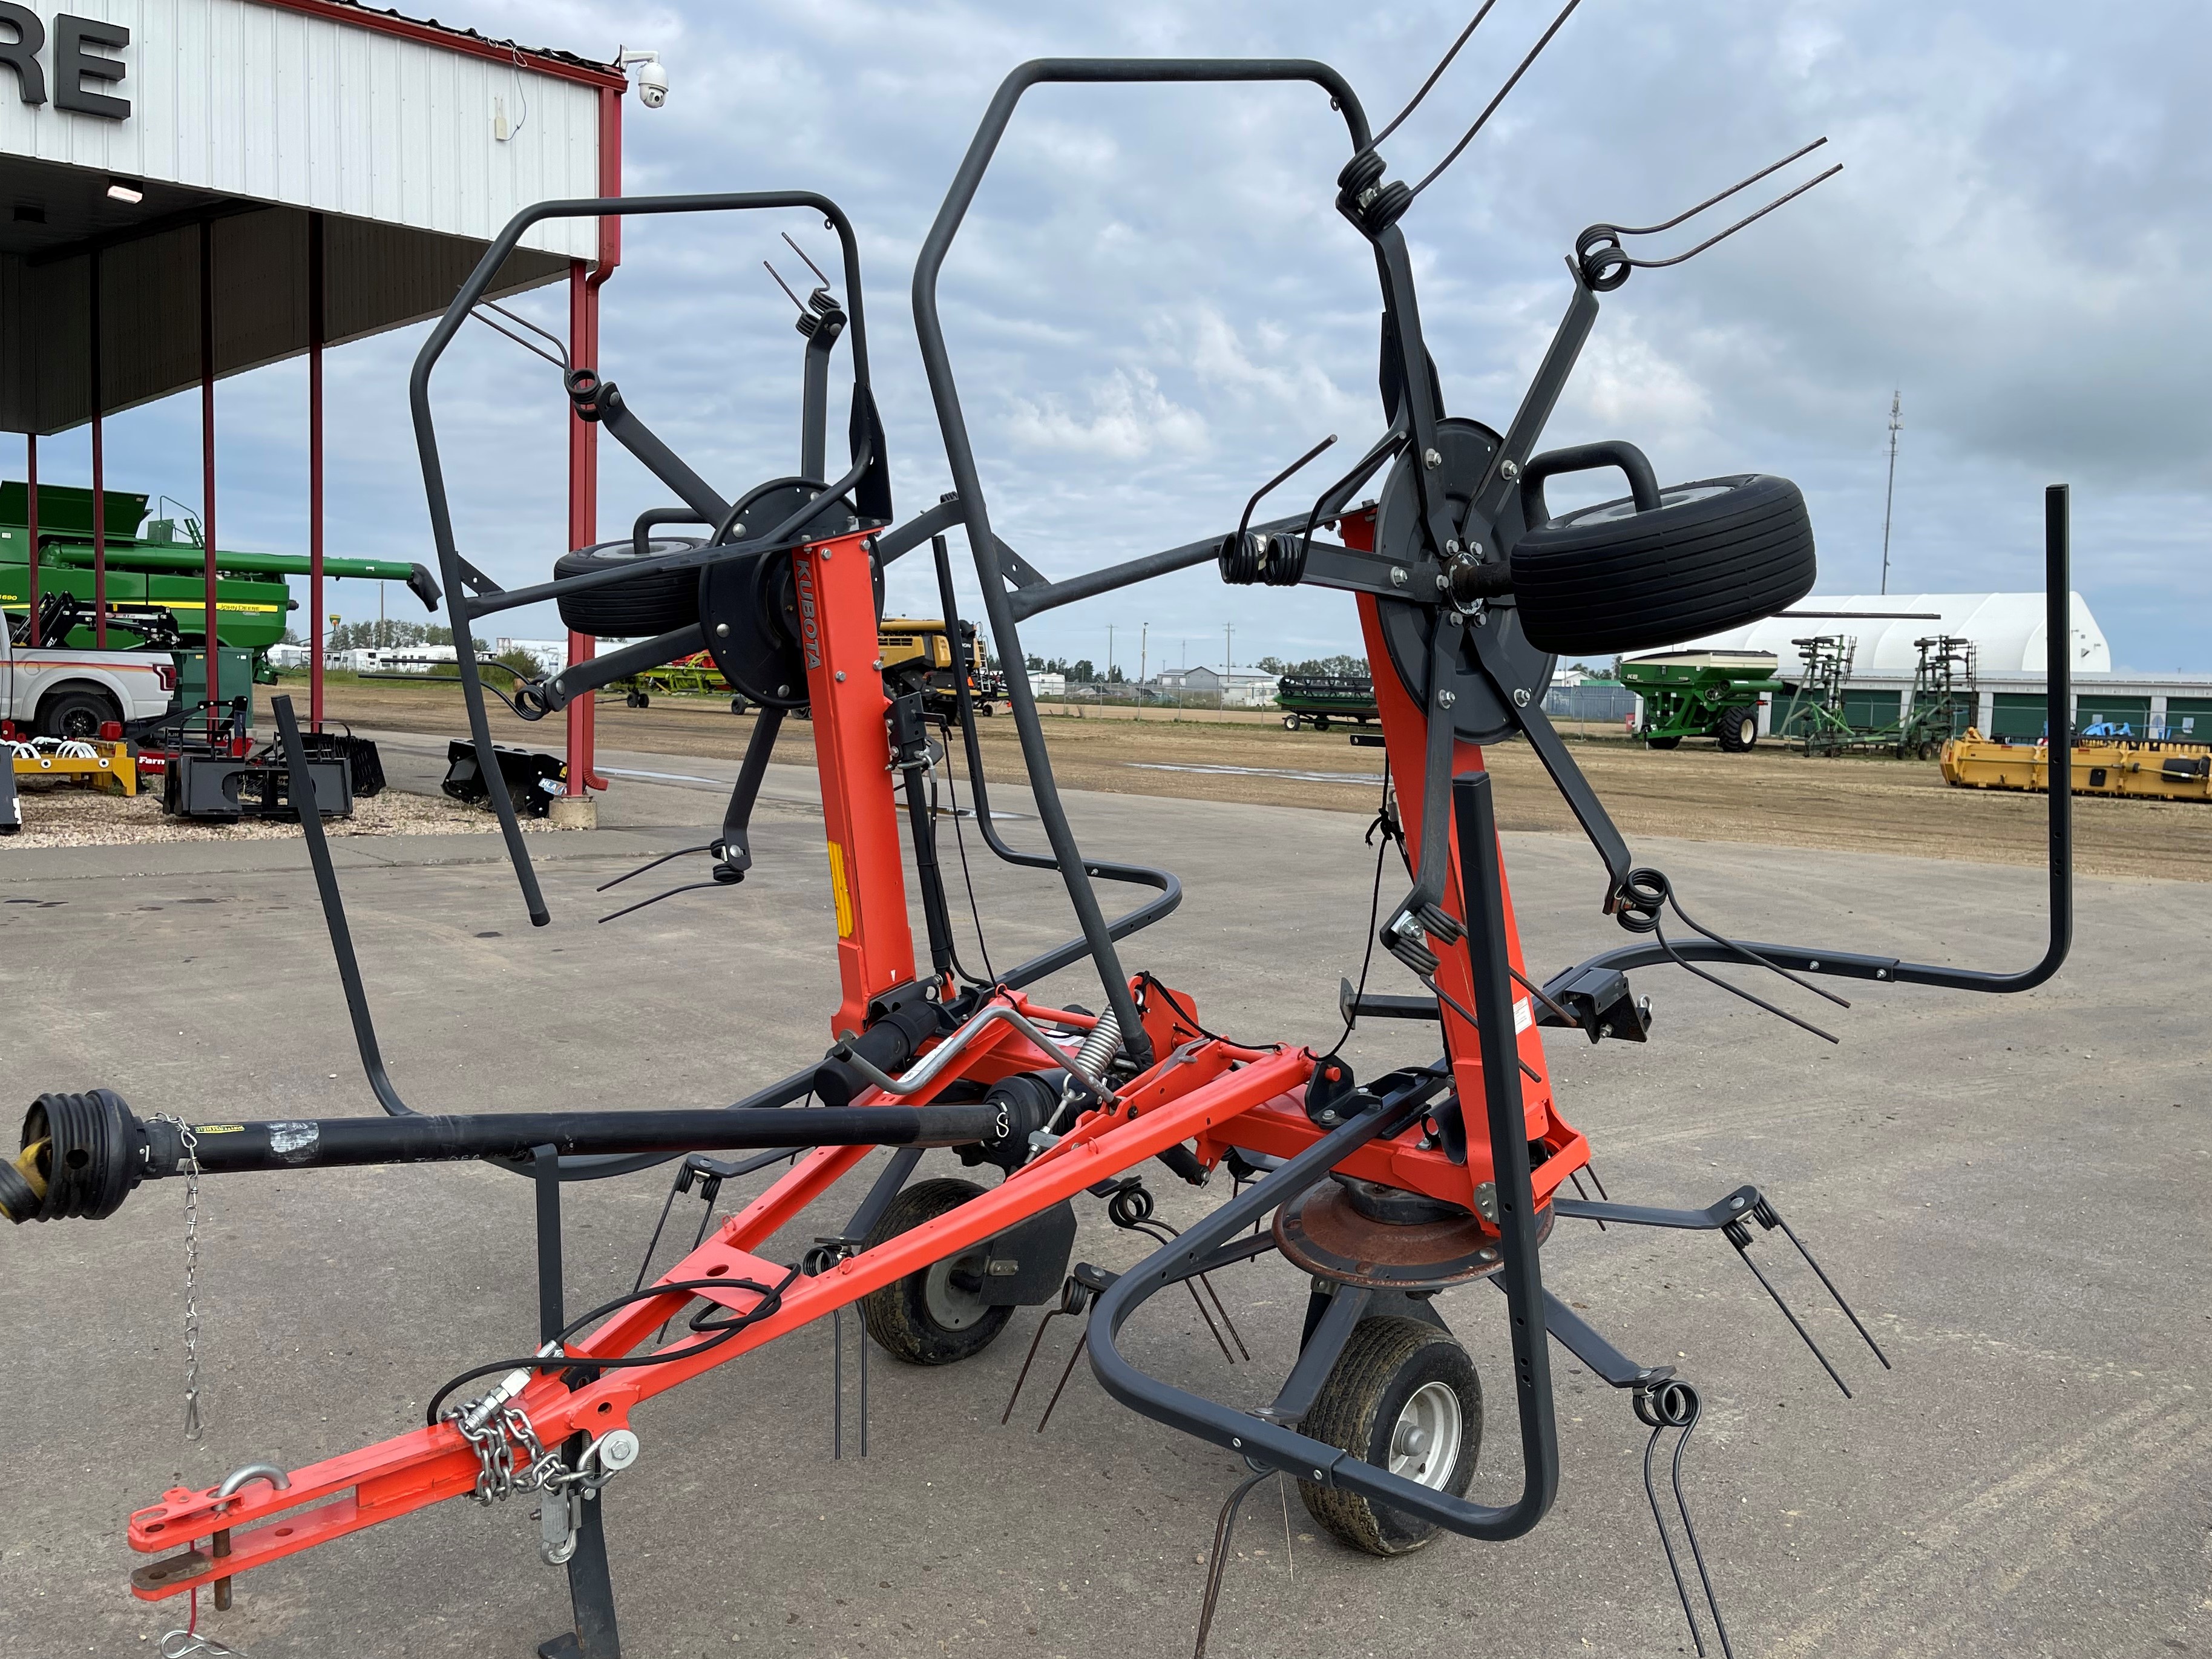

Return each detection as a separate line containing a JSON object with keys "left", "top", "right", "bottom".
{"left": 471, "top": 298, "right": 570, "bottom": 371}
{"left": 1603, "top": 136, "right": 1830, "bottom": 239}
{"left": 597, "top": 878, "right": 729, "bottom": 925}
{"left": 1035, "top": 1330, "right": 1088, "bottom": 1433}
{"left": 1410, "top": 0, "right": 1586, "bottom": 199}
{"left": 1193, "top": 1469, "right": 1275, "bottom": 1659}
{"left": 598, "top": 842, "right": 714, "bottom": 893}
{"left": 1002, "top": 1307, "right": 1069, "bottom": 1426}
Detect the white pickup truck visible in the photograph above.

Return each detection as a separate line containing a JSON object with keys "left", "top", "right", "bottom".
{"left": 1, "top": 626, "right": 177, "bottom": 740}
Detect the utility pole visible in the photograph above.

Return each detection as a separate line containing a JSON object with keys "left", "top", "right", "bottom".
{"left": 1880, "top": 389, "right": 1902, "bottom": 596}
{"left": 1223, "top": 622, "right": 1233, "bottom": 675}
{"left": 1106, "top": 624, "right": 1114, "bottom": 683}
{"left": 1140, "top": 622, "right": 1147, "bottom": 686}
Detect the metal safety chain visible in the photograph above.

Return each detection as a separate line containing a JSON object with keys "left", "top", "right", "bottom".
{"left": 150, "top": 1115, "right": 205, "bottom": 1440}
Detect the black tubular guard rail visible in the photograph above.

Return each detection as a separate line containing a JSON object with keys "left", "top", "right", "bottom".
{"left": 410, "top": 189, "right": 883, "bottom": 927}
{"left": 913, "top": 58, "right": 1373, "bottom": 1069}
{"left": 1545, "top": 483, "right": 2075, "bottom": 1000}
{"left": 925, "top": 535, "right": 1182, "bottom": 996}
{"left": 1091, "top": 772, "right": 1558, "bottom": 1540}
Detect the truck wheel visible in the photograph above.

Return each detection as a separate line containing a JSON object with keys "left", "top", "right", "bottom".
{"left": 38, "top": 688, "right": 117, "bottom": 742}
{"left": 1645, "top": 734, "right": 1681, "bottom": 751}
{"left": 1511, "top": 474, "right": 1816, "bottom": 657}
{"left": 1299, "top": 1317, "right": 1482, "bottom": 1556}
{"left": 1718, "top": 707, "right": 1758, "bottom": 751}
{"left": 858, "top": 1178, "right": 1013, "bottom": 1365}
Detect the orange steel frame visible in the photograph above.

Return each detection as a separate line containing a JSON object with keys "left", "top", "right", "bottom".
{"left": 122, "top": 522, "right": 1588, "bottom": 1600}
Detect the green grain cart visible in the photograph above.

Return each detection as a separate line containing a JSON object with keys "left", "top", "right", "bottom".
{"left": 1616, "top": 650, "right": 1782, "bottom": 751}
{"left": 1, "top": 482, "right": 439, "bottom": 668}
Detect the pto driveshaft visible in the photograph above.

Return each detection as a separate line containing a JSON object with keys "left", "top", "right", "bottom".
{"left": 1, "top": 1089, "right": 1009, "bottom": 1224}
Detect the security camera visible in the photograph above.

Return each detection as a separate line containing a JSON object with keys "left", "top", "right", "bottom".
{"left": 617, "top": 48, "right": 668, "bottom": 110}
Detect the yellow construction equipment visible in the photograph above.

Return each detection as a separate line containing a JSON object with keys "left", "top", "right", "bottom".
{"left": 8, "top": 737, "right": 137, "bottom": 796}
{"left": 1941, "top": 731, "right": 2211, "bottom": 803}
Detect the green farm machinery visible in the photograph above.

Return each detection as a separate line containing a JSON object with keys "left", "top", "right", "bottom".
{"left": 1276, "top": 673, "right": 1378, "bottom": 730}
{"left": 2, "top": 482, "right": 439, "bottom": 671}
{"left": 1616, "top": 650, "right": 1780, "bottom": 751}
{"left": 1776, "top": 633, "right": 1975, "bottom": 759}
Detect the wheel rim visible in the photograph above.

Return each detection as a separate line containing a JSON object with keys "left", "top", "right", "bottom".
{"left": 1387, "top": 1380, "right": 1463, "bottom": 1488}
{"left": 922, "top": 1252, "right": 992, "bottom": 1330}
{"left": 61, "top": 708, "right": 98, "bottom": 740}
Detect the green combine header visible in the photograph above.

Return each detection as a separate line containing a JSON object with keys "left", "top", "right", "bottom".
{"left": 1, "top": 481, "right": 439, "bottom": 661}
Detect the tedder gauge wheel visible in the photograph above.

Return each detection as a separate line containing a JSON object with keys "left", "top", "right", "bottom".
{"left": 554, "top": 536, "right": 706, "bottom": 637}
{"left": 1511, "top": 474, "right": 1816, "bottom": 658}
{"left": 1298, "top": 1316, "right": 1482, "bottom": 1556}
{"left": 859, "top": 1178, "right": 1015, "bottom": 1365}
{"left": 1718, "top": 706, "right": 1758, "bottom": 751}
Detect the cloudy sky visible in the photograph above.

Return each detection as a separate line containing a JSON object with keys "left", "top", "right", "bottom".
{"left": 62, "top": 0, "right": 2211, "bottom": 673}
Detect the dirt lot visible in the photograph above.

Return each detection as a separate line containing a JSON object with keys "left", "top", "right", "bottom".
{"left": 296, "top": 675, "right": 2212, "bottom": 882}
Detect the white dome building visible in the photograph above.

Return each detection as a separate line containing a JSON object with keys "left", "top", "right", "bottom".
{"left": 1672, "top": 593, "right": 2111, "bottom": 678}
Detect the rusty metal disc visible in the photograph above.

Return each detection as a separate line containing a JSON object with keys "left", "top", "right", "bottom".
{"left": 1273, "top": 1174, "right": 1553, "bottom": 1289}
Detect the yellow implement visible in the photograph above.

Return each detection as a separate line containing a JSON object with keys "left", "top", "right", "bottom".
{"left": 1941, "top": 731, "right": 2211, "bottom": 803}
{"left": 8, "top": 738, "right": 138, "bottom": 796}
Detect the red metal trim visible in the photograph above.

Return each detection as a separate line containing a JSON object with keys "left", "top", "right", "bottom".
{"left": 125, "top": 1039, "right": 1318, "bottom": 1595}
{"left": 798, "top": 530, "right": 921, "bottom": 1032}
{"left": 249, "top": 1, "right": 628, "bottom": 89}
{"left": 89, "top": 251, "right": 105, "bottom": 648}
{"left": 563, "top": 259, "right": 596, "bottom": 796}
{"left": 200, "top": 223, "right": 218, "bottom": 729}
{"left": 562, "top": 85, "right": 623, "bottom": 795}
{"left": 309, "top": 214, "right": 326, "bottom": 731}
{"left": 22, "top": 435, "right": 36, "bottom": 647}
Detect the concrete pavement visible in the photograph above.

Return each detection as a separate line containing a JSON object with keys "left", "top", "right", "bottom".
{"left": 1, "top": 741, "right": 2205, "bottom": 1658}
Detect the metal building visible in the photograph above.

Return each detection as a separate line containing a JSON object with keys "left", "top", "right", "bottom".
{"left": 2, "top": 0, "right": 632, "bottom": 792}
{"left": 1673, "top": 591, "right": 2212, "bottom": 741}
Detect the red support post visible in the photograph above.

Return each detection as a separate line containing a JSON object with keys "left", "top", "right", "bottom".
{"left": 309, "top": 213, "right": 326, "bottom": 731}
{"left": 200, "top": 221, "right": 220, "bottom": 732}
{"left": 562, "top": 82, "right": 623, "bottom": 797}
{"left": 563, "top": 259, "right": 597, "bottom": 795}
{"left": 22, "top": 434, "right": 36, "bottom": 647}
{"left": 90, "top": 249, "right": 105, "bottom": 646}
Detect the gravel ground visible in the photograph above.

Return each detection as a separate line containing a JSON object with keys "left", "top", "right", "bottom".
{"left": 0, "top": 780, "right": 571, "bottom": 847}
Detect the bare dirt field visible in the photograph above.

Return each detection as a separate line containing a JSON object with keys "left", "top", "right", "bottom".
{"left": 295, "top": 675, "right": 2212, "bottom": 882}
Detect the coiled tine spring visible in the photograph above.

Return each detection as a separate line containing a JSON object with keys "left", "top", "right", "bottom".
{"left": 1578, "top": 137, "right": 1842, "bottom": 291}
{"left": 1636, "top": 1379, "right": 1734, "bottom": 1659}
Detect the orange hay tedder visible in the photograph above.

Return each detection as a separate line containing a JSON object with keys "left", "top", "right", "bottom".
{"left": 4, "top": 20, "right": 2073, "bottom": 1659}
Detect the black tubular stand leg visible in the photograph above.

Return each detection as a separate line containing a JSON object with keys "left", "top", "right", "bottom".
{"left": 274, "top": 697, "right": 413, "bottom": 1118}
{"left": 1088, "top": 774, "right": 1559, "bottom": 1539}
{"left": 925, "top": 532, "right": 1183, "bottom": 992}
{"left": 532, "top": 1146, "right": 621, "bottom": 1659}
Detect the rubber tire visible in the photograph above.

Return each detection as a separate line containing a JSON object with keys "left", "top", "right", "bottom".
{"left": 1283, "top": 714, "right": 1300, "bottom": 731}
{"left": 38, "top": 687, "right": 116, "bottom": 741}
{"left": 1917, "top": 740, "right": 1940, "bottom": 762}
{"left": 554, "top": 536, "right": 706, "bottom": 638}
{"left": 1299, "top": 1317, "right": 1482, "bottom": 1556}
{"left": 1718, "top": 706, "right": 1758, "bottom": 752}
{"left": 858, "top": 1178, "right": 1013, "bottom": 1366}
{"left": 1313, "top": 715, "right": 1331, "bottom": 731}
{"left": 1646, "top": 735, "right": 1681, "bottom": 751}
{"left": 729, "top": 695, "right": 749, "bottom": 717}
{"left": 1511, "top": 474, "right": 1816, "bottom": 657}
